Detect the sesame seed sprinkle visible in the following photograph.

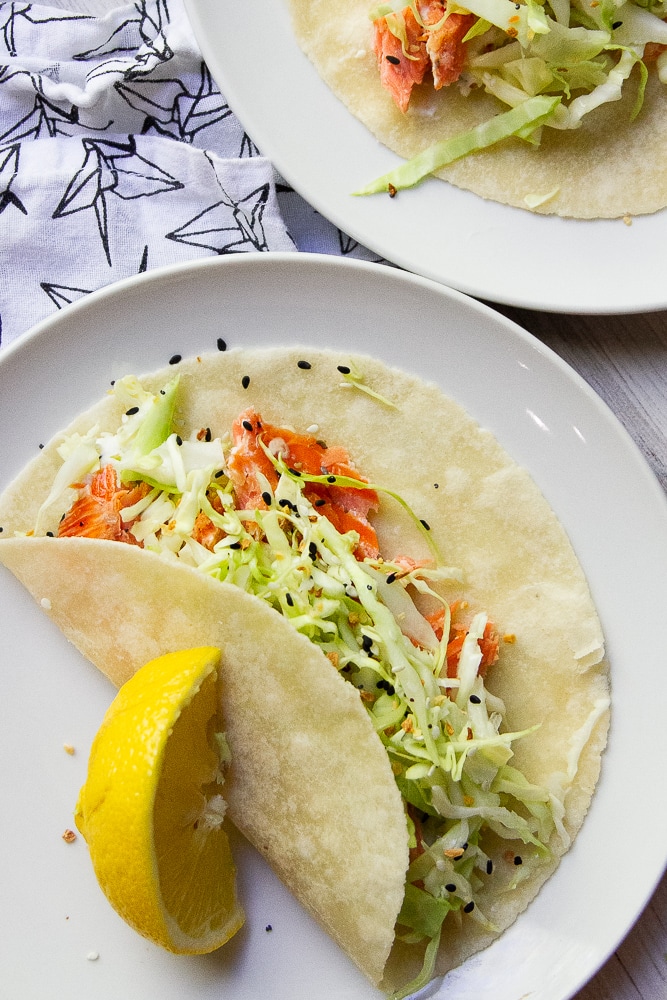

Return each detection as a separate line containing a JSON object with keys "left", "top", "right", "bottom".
{"left": 445, "top": 883, "right": 456, "bottom": 892}
{"left": 463, "top": 901, "right": 475, "bottom": 913}
{"left": 169, "top": 354, "right": 182, "bottom": 365}
{"left": 285, "top": 593, "right": 294, "bottom": 607}
{"left": 175, "top": 435, "right": 183, "bottom": 446}
{"left": 217, "top": 338, "right": 227, "bottom": 351}
{"left": 386, "top": 54, "right": 400, "bottom": 64}
{"left": 385, "top": 572, "right": 396, "bottom": 584}
{"left": 297, "top": 360, "right": 312, "bottom": 370}
{"left": 470, "top": 694, "right": 481, "bottom": 704}
{"left": 514, "top": 855, "right": 523, "bottom": 865}
{"left": 261, "top": 491, "right": 272, "bottom": 505}
{"left": 420, "top": 519, "right": 431, "bottom": 531}
{"left": 242, "top": 419, "right": 253, "bottom": 431}
{"left": 486, "top": 860, "right": 493, "bottom": 874}
{"left": 125, "top": 406, "right": 139, "bottom": 416}
{"left": 337, "top": 365, "right": 351, "bottom": 374}
{"left": 242, "top": 375, "right": 250, "bottom": 389}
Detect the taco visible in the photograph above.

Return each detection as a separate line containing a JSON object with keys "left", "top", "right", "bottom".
{"left": 288, "top": 0, "right": 667, "bottom": 217}
{"left": 0, "top": 347, "right": 610, "bottom": 995}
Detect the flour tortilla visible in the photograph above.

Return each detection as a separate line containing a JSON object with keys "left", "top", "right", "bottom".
{"left": 288, "top": 0, "right": 667, "bottom": 218}
{"left": 0, "top": 347, "right": 610, "bottom": 991}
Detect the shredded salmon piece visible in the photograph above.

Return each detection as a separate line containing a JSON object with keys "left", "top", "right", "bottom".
{"left": 424, "top": 603, "right": 499, "bottom": 677}
{"left": 58, "top": 465, "right": 149, "bottom": 544}
{"left": 374, "top": 1, "right": 473, "bottom": 111}
{"left": 227, "top": 409, "right": 380, "bottom": 559}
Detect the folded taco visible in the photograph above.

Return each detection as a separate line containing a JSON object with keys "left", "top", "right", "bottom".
{"left": 0, "top": 347, "right": 610, "bottom": 995}
{"left": 288, "top": 0, "right": 667, "bottom": 217}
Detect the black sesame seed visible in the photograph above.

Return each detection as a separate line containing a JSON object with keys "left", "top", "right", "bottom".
{"left": 462, "top": 843, "right": 468, "bottom": 851}
{"left": 385, "top": 572, "right": 397, "bottom": 584}
{"left": 434, "top": 483, "right": 439, "bottom": 489}
{"left": 261, "top": 491, "right": 272, "bottom": 505}
{"left": 242, "top": 419, "right": 253, "bottom": 431}
{"left": 175, "top": 435, "right": 183, "bottom": 446}
{"left": 46, "top": 531, "right": 54, "bottom": 537}
{"left": 367, "top": 584, "right": 373, "bottom": 590}
{"left": 205, "top": 427, "right": 212, "bottom": 442}
{"left": 514, "top": 855, "right": 523, "bottom": 866}
{"left": 242, "top": 375, "right": 250, "bottom": 389}
{"left": 159, "top": 389, "right": 165, "bottom": 395}
{"left": 217, "top": 338, "right": 227, "bottom": 352}
{"left": 215, "top": 470, "right": 225, "bottom": 478}
{"left": 612, "top": 19, "right": 622, "bottom": 26}
{"left": 308, "top": 542, "right": 318, "bottom": 560}
{"left": 229, "top": 541, "right": 242, "bottom": 550}
{"left": 38, "top": 443, "right": 44, "bottom": 450}
{"left": 463, "top": 901, "right": 475, "bottom": 913}
{"left": 361, "top": 635, "right": 373, "bottom": 652}
{"left": 470, "top": 694, "right": 481, "bottom": 704}
{"left": 297, "top": 360, "right": 312, "bottom": 370}
{"left": 169, "top": 354, "right": 182, "bottom": 365}
{"left": 420, "top": 519, "right": 431, "bottom": 531}
{"left": 111, "top": 380, "right": 116, "bottom": 386}
{"left": 0, "top": 527, "right": 3, "bottom": 533}
{"left": 445, "top": 883, "right": 456, "bottom": 893}
{"left": 337, "top": 365, "right": 351, "bottom": 374}
{"left": 125, "top": 406, "right": 139, "bottom": 416}
{"left": 265, "top": 924, "right": 272, "bottom": 932}
{"left": 288, "top": 468, "right": 302, "bottom": 477}
{"left": 327, "top": 475, "right": 336, "bottom": 483}
{"left": 377, "top": 679, "right": 386, "bottom": 690}
{"left": 279, "top": 498, "right": 294, "bottom": 510}
{"left": 314, "top": 498, "right": 327, "bottom": 507}
{"left": 386, "top": 54, "right": 400, "bottom": 64}
{"left": 486, "top": 860, "right": 493, "bottom": 875}
{"left": 385, "top": 683, "right": 395, "bottom": 695}
{"left": 285, "top": 593, "right": 294, "bottom": 607}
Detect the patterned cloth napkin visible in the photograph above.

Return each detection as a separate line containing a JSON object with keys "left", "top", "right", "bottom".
{"left": 0, "top": 0, "right": 380, "bottom": 347}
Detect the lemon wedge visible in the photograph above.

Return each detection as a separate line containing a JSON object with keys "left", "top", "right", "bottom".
{"left": 75, "top": 646, "right": 244, "bottom": 953}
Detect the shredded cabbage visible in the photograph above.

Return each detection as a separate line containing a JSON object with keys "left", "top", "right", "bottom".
{"left": 40, "top": 379, "right": 577, "bottom": 992}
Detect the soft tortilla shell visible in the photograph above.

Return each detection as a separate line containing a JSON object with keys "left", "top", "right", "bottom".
{"left": 0, "top": 347, "right": 609, "bottom": 988}
{"left": 0, "top": 537, "right": 408, "bottom": 985}
{"left": 288, "top": 0, "right": 667, "bottom": 218}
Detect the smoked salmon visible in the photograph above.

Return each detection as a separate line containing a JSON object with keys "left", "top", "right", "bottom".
{"left": 373, "top": 1, "right": 474, "bottom": 112}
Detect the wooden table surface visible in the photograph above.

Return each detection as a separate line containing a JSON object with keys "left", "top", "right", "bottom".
{"left": 21, "top": 0, "right": 667, "bottom": 995}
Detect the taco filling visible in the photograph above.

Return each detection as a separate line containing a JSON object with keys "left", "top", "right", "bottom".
{"left": 289, "top": 0, "right": 667, "bottom": 215}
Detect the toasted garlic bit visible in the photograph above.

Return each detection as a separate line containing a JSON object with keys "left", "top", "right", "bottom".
{"left": 444, "top": 847, "right": 465, "bottom": 859}
{"left": 62, "top": 829, "right": 77, "bottom": 843}
{"left": 63, "top": 743, "right": 75, "bottom": 755}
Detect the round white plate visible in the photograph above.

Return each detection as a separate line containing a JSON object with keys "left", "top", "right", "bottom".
{"left": 183, "top": 0, "right": 667, "bottom": 315}
{"left": 1, "top": 254, "right": 666, "bottom": 1000}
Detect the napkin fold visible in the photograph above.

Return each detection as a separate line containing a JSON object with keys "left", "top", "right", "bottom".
{"left": 0, "top": 0, "right": 379, "bottom": 347}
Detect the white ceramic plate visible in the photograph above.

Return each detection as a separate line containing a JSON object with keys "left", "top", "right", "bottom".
{"left": 183, "top": 0, "right": 667, "bottom": 315}
{"left": 1, "top": 254, "right": 666, "bottom": 1000}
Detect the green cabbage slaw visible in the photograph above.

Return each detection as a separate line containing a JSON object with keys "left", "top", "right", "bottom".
{"left": 35, "top": 374, "right": 564, "bottom": 996}
{"left": 357, "top": 0, "right": 666, "bottom": 194}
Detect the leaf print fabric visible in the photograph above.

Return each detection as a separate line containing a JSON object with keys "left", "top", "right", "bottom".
{"left": 0, "top": 0, "right": 380, "bottom": 346}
